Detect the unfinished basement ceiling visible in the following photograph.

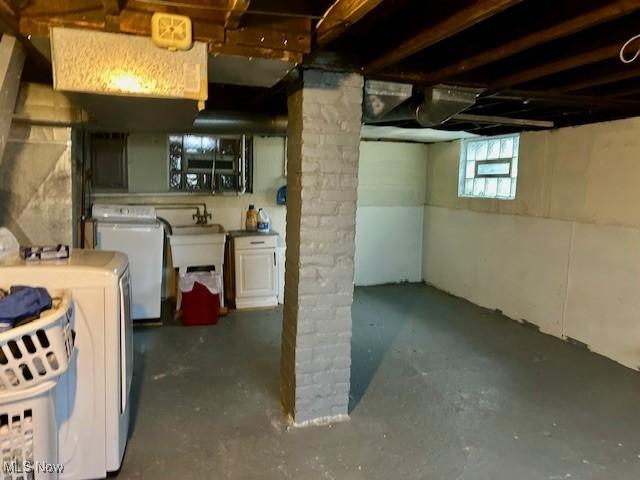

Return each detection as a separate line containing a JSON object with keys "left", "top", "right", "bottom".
{"left": 6, "top": 0, "right": 640, "bottom": 135}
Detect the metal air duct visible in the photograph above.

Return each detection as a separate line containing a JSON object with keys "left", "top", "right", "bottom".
{"left": 192, "top": 111, "right": 287, "bottom": 135}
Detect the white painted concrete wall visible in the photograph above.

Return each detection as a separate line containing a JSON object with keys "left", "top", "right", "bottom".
{"left": 354, "top": 141, "right": 428, "bottom": 285}
{"left": 423, "top": 117, "right": 640, "bottom": 370}
{"left": 102, "top": 136, "right": 429, "bottom": 287}
{"left": 355, "top": 207, "right": 424, "bottom": 285}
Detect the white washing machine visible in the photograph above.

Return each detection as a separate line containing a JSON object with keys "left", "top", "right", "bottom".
{"left": 0, "top": 249, "right": 132, "bottom": 479}
{"left": 93, "top": 204, "right": 164, "bottom": 320}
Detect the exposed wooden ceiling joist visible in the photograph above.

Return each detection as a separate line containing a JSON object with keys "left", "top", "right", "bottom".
{"left": 315, "top": 0, "right": 383, "bottom": 48}
{"left": 491, "top": 43, "right": 622, "bottom": 89}
{"left": 101, "top": 0, "right": 121, "bottom": 15}
{"left": 555, "top": 65, "right": 640, "bottom": 93}
{"left": 16, "top": 0, "right": 311, "bottom": 60}
{"left": 611, "top": 86, "right": 640, "bottom": 97}
{"left": 225, "top": 0, "right": 251, "bottom": 29}
{"left": 209, "top": 42, "right": 303, "bottom": 63}
{"left": 390, "top": 0, "right": 640, "bottom": 85}
{"left": 0, "top": 0, "right": 50, "bottom": 75}
{"left": 20, "top": 8, "right": 227, "bottom": 43}
{"left": 486, "top": 89, "right": 640, "bottom": 111}
{"left": 452, "top": 112, "right": 554, "bottom": 128}
{"left": 226, "top": 16, "right": 311, "bottom": 53}
{"left": 365, "top": 0, "right": 523, "bottom": 73}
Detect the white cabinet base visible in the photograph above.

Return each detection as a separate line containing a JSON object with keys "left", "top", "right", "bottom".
{"left": 235, "top": 295, "right": 278, "bottom": 309}
{"left": 233, "top": 234, "right": 279, "bottom": 310}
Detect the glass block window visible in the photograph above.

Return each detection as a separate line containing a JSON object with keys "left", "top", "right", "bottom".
{"left": 459, "top": 134, "right": 519, "bottom": 200}
{"left": 168, "top": 134, "right": 253, "bottom": 193}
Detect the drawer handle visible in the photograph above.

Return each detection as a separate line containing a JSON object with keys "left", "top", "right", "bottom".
{"left": 250, "top": 241, "right": 265, "bottom": 245}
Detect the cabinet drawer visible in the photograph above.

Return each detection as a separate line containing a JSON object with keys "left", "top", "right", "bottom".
{"left": 234, "top": 235, "right": 277, "bottom": 249}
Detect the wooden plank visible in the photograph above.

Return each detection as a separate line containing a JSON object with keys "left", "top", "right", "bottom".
{"left": 110, "top": 1, "right": 231, "bottom": 25}
{"left": 486, "top": 89, "right": 640, "bottom": 111}
{"left": 20, "top": 12, "right": 106, "bottom": 35}
{"left": 611, "top": 87, "right": 640, "bottom": 98}
{"left": 101, "top": 0, "right": 120, "bottom": 15}
{"left": 365, "top": 0, "right": 522, "bottom": 73}
{"left": 491, "top": 44, "right": 622, "bottom": 89}
{"left": 452, "top": 113, "right": 554, "bottom": 128}
{"left": 209, "top": 42, "right": 303, "bottom": 64}
{"left": 20, "top": 0, "right": 103, "bottom": 16}
{"left": 22, "top": 8, "right": 226, "bottom": 44}
{"left": 225, "top": 0, "right": 250, "bottom": 29}
{"left": 226, "top": 19, "right": 311, "bottom": 53}
{"left": 0, "top": 0, "right": 15, "bottom": 16}
{"left": 555, "top": 66, "right": 640, "bottom": 93}
{"left": 315, "top": 0, "right": 382, "bottom": 48}
{"left": 401, "top": 0, "right": 640, "bottom": 84}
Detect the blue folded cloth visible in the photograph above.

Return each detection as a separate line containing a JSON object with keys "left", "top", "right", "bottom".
{"left": 0, "top": 286, "right": 52, "bottom": 328}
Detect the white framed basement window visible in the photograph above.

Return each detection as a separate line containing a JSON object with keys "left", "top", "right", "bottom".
{"left": 458, "top": 133, "right": 520, "bottom": 200}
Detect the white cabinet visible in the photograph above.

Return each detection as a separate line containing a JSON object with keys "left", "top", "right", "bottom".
{"left": 233, "top": 234, "right": 278, "bottom": 309}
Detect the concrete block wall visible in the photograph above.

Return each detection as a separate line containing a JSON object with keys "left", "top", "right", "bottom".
{"left": 281, "top": 70, "right": 363, "bottom": 425}
{"left": 423, "top": 117, "right": 640, "bottom": 370}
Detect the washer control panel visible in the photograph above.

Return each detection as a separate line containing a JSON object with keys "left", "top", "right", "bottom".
{"left": 92, "top": 204, "right": 157, "bottom": 221}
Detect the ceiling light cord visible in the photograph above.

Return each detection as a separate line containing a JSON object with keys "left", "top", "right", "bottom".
{"left": 619, "top": 33, "right": 640, "bottom": 63}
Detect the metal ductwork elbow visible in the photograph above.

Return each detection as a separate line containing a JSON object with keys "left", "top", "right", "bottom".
{"left": 365, "top": 85, "right": 483, "bottom": 127}
{"left": 415, "top": 85, "right": 483, "bottom": 127}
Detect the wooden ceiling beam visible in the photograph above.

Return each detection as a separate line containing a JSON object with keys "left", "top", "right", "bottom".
{"left": 486, "top": 89, "right": 640, "bottom": 111}
{"left": 209, "top": 42, "right": 302, "bottom": 64}
{"left": 365, "top": 0, "right": 522, "bottom": 73}
{"left": 555, "top": 65, "right": 640, "bottom": 93}
{"left": 611, "top": 87, "right": 640, "bottom": 97}
{"left": 491, "top": 43, "right": 622, "bottom": 89}
{"left": 315, "top": 0, "right": 383, "bottom": 49}
{"left": 101, "top": 0, "right": 121, "bottom": 16}
{"left": 395, "top": 0, "right": 640, "bottom": 84}
{"left": 20, "top": 8, "right": 227, "bottom": 44}
{"left": 0, "top": 0, "right": 50, "bottom": 74}
{"left": 225, "top": 0, "right": 250, "bottom": 29}
{"left": 226, "top": 16, "right": 311, "bottom": 53}
{"left": 452, "top": 113, "right": 554, "bottom": 128}
{"left": 20, "top": 8, "right": 106, "bottom": 36}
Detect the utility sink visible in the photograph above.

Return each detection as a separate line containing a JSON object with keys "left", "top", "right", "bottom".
{"left": 168, "top": 224, "right": 227, "bottom": 271}
{"left": 171, "top": 224, "right": 226, "bottom": 235}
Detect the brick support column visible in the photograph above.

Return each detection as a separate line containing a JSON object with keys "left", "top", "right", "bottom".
{"left": 281, "top": 70, "right": 363, "bottom": 425}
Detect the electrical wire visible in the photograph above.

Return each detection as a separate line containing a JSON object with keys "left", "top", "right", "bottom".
{"left": 619, "top": 33, "right": 640, "bottom": 63}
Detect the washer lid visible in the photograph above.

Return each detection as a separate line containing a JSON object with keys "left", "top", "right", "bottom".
{"left": 92, "top": 204, "right": 157, "bottom": 222}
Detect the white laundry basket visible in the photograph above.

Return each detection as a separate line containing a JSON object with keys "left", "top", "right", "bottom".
{"left": 0, "top": 380, "right": 58, "bottom": 479}
{"left": 0, "top": 290, "right": 74, "bottom": 392}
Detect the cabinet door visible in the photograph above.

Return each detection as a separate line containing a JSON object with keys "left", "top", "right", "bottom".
{"left": 236, "top": 248, "right": 277, "bottom": 298}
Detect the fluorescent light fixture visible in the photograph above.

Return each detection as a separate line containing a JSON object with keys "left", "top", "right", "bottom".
{"left": 50, "top": 28, "right": 207, "bottom": 103}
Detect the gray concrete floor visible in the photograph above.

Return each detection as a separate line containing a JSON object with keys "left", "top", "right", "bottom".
{"left": 117, "top": 284, "right": 640, "bottom": 479}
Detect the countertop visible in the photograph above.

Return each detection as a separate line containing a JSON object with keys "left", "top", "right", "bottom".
{"left": 228, "top": 230, "right": 279, "bottom": 238}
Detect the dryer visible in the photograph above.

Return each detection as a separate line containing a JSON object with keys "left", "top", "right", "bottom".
{"left": 0, "top": 249, "right": 132, "bottom": 479}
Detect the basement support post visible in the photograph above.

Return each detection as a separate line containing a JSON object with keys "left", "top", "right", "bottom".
{"left": 0, "top": 34, "right": 25, "bottom": 161}
{"left": 281, "top": 69, "right": 363, "bottom": 426}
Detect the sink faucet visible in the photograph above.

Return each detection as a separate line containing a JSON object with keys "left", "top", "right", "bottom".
{"left": 192, "top": 205, "right": 212, "bottom": 225}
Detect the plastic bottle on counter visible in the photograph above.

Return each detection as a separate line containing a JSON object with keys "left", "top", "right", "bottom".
{"left": 257, "top": 208, "right": 270, "bottom": 233}
{"left": 245, "top": 205, "right": 258, "bottom": 231}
